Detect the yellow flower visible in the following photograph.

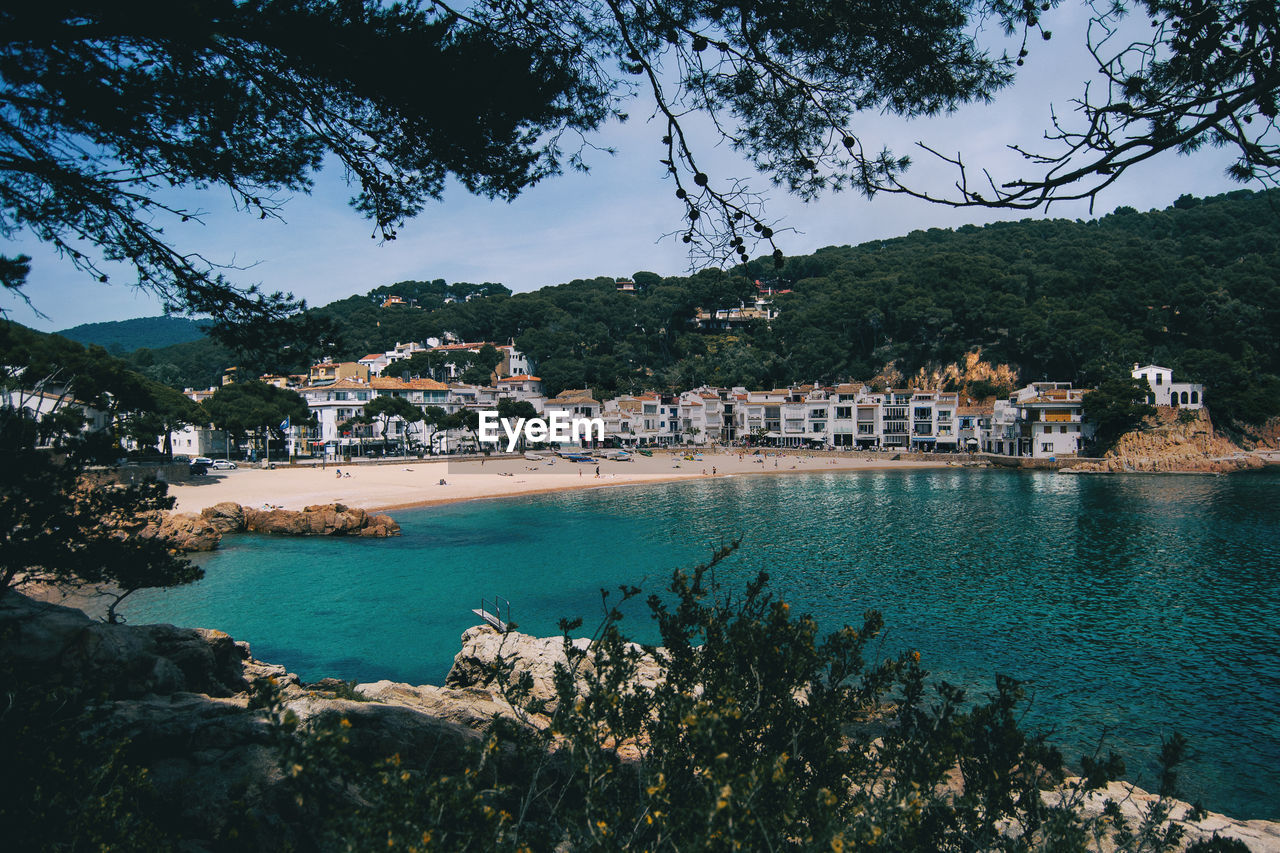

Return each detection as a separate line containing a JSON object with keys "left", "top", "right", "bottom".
{"left": 340, "top": 717, "right": 352, "bottom": 728}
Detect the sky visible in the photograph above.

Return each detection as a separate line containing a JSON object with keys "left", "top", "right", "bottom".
{"left": 1, "top": 4, "right": 1250, "bottom": 333}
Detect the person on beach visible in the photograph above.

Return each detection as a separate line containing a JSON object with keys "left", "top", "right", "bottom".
{"left": 595, "top": 465, "right": 600, "bottom": 478}
{"left": 335, "top": 469, "right": 341, "bottom": 478}
{"left": 712, "top": 466, "right": 716, "bottom": 475}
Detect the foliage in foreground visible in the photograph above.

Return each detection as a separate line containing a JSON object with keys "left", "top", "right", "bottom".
{"left": 0, "top": 659, "right": 173, "bottom": 852}
{"left": 264, "top": 546, "right": 1219, "bottom": 852}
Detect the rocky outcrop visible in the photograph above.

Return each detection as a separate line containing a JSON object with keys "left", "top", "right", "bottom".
{"left": 445, "top": 624, "right": 664, "bottom": 712}
{"left": 200, "top": 501, "right": 246, "bottom": 534}
{"left": 240, "top": 503, "right": 400, "bottom": 538}
{"left": 129, "top": 501, "right": 401, "bottom": 553}
{"left": 1063, "top": 408, "right": 1265, "bottom": 474}
{"left": 141, "top": 511, "right": 225, "bottom": 552}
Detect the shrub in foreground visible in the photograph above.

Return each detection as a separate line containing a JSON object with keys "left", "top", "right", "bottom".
{"left": 268, "top": 545, "right": 1216, "bottom": 852}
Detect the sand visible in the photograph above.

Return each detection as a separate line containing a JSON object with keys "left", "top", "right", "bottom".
{"left": 166, "top": 450, "right": 952, "bottom": 515}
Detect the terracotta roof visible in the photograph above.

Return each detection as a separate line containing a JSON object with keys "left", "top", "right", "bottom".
{"left": 359, "top": 353, "right": 385, "bottom": 361}
{"left": 497, "top": 375, "right": 541, "bottom": 382}
{"left": 304, "top": 379, "right": 369, "bottom": 391}
{"left": 430, "top": 341, "right": 493, "bottom": 351}
{"left": 683, "top": 399, "right": 703, "bottom": 406}
{"left": 304, "top": 377, "right": 449, "bottom": 392}
{"left": 372, "top": 377, "right": 449, "bottom": 391}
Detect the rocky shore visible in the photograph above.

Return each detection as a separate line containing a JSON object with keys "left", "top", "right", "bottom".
{"left": 1063, "top": 408, "right": 1266, "bottom": 475}
{"left": 134, "top": 501, "right": 400, "bottom": 552}
{"left": 2, "top": 593, "right": 1276, "bottom": 851}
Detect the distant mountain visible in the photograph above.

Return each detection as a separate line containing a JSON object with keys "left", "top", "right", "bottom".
{"left": 56, "top": 315, "right": 210, "bottom": 353}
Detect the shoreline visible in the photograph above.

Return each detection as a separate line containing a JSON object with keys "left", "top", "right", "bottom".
{"left": 165, "top": 450, "right": 958, "bottom": 516}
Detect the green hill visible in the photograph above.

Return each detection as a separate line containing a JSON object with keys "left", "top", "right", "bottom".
{"left": 122, "top": 189, "right": 1280, "bottom": 427}
{"left": 57, "top": 315, "right": 210, "bottom": 353}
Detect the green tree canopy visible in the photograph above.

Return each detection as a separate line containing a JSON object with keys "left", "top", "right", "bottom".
{"left": 201, "top": 380, "right": 309, "bottom": 440}
{"left": 362, "top": 395, "right": 425, "bottom": 450}
{"left": 1084, "top": 376, "right": 1158, "bottom": 452}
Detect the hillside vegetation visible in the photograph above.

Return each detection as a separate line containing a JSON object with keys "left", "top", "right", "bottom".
{"left": 56, "top": 315, "right": 210, "bottom": 352}
{"left": 122, "top": 190, "right": 1280, "bottom": 427}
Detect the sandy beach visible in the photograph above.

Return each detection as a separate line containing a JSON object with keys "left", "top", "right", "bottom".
{"left": 166, "top": 450, "right": 953, "bottom": 515}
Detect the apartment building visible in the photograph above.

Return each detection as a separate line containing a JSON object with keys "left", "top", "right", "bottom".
{"left": 983, "top": 382, "right": 1091, "bottom": 458}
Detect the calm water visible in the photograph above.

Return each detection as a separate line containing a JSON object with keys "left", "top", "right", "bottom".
{"left": 129, "top": 469, "right": 1280, "bottom": 819}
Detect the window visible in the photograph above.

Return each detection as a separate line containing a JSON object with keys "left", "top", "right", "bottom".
{"left": 1181, "top": 391, "right": 1189, "bottom": 404}
{"left": 1156, "top": 373, "right": 1163, "bottom": 385}
{"left": 1042, "top": 442, "right": 1053, "bottom": 453}
{"left": 1191, "top": 391, "right": 1199, "bottom": 404}
{"left": 834, "top": 406, "right": 852, "bottom": 419}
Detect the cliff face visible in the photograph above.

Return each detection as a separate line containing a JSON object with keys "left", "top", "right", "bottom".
{"left": 2, "top": 594, "right": 1277, "bottom": 851}
{"left": 1067, "top": 407, "right": 1265, "bottom": 474}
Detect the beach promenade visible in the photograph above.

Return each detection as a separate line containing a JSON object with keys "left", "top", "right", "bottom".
{"left": 165, "top": 450, "right": 951, "bottom": 514}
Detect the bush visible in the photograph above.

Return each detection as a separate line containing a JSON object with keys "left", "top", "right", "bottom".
{"left": 265, "top": 544, "right": 1212, "bottom": 852}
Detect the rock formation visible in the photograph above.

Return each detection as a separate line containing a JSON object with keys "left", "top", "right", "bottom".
{"left": 445, "top": 624, "right": 663, "bottom": 712}
{"left": 1063, "top": 408, "right": 1265, "bottom": 474}
{"left": 133, "top": 502, "right": 401, "bottom": 552}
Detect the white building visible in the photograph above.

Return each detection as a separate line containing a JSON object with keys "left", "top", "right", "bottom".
{"left": 983, "top": 382, "right": 1092, "bottom": 458}
{"left": 1132, "top": 364, "right": 1204, "bottom": 409}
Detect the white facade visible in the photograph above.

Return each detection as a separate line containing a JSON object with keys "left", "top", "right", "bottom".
{"left": 1132, "top": 364, "right": 1204, "bottom": 409}
{"left": 982, "top": 383, "right": 1092, "bottom": 458}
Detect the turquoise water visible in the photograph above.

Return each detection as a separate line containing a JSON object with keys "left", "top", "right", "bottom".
{"left": 129, "top": 469, "right": 1280, "bottom": 819}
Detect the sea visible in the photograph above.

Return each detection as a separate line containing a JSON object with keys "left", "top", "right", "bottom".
{"left": 127, "top": 468, "right": 1280, "bottom": 819}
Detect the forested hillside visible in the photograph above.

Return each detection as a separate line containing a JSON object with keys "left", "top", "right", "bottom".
{"left": 56, "top": 315, "right": 210, "bottom": 352}
{"left": 124, "top": 190, "right": 1280, "bottom": 426}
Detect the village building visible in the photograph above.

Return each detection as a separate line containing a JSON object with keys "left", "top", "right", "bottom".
{"left": 1132, "top": 364, "right": 1204, "bottom": 409}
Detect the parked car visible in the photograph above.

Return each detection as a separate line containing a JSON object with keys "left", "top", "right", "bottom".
{"left": 188, "top": 462, "right": 209, "bottom": 476}
{"left": 192, "top": 457, "right": 214, "bottom": 466}
{"left": 210, "top": 459, "right": 237, "bottom": 470}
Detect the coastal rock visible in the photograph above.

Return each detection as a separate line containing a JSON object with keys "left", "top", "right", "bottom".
{"left": 1064, "top": 408, "right": 1265, "bottom": 475}
{"left": 238, "top": 502, "right": 400, "bottom": 537}
{"left": 0, "top": 593, "right": 250, "bottom": 698}
{"left": 1050, "top": 779, "right": 1280, "bottom": 852}
{"left": 200, "top": 501, "right": 246, "bottom": 533}
{"left": 141, "top": 510, "right": 223, "bottom": 552}
{"left": 357, "top": 679, "right": 548, "bottom": 732}
{"left": 445, "top": 625, "right": 663, "bottom": 711}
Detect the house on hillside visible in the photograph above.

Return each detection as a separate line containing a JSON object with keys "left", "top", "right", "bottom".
{"left": 308, "top": 360, "right": 370, "bottom": 385}
{"left": 1132, "top": 364, "right": 1204, "bottom": 409}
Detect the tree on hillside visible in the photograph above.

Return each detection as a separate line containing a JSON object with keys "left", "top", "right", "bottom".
{"left": 7, "top": 0, "right": 1276, "bottom": 312}
{"left": 362, "top": 395, "right": 425, "bottom": 453}
{"left": 459, "top": 343, "right": 504, "bottom": 385}
{"left": 201, "top": 381, "right": 309, "bottom": 458}
{"left": 1083, "top": 375, "right": 1157, "bottom": 452}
